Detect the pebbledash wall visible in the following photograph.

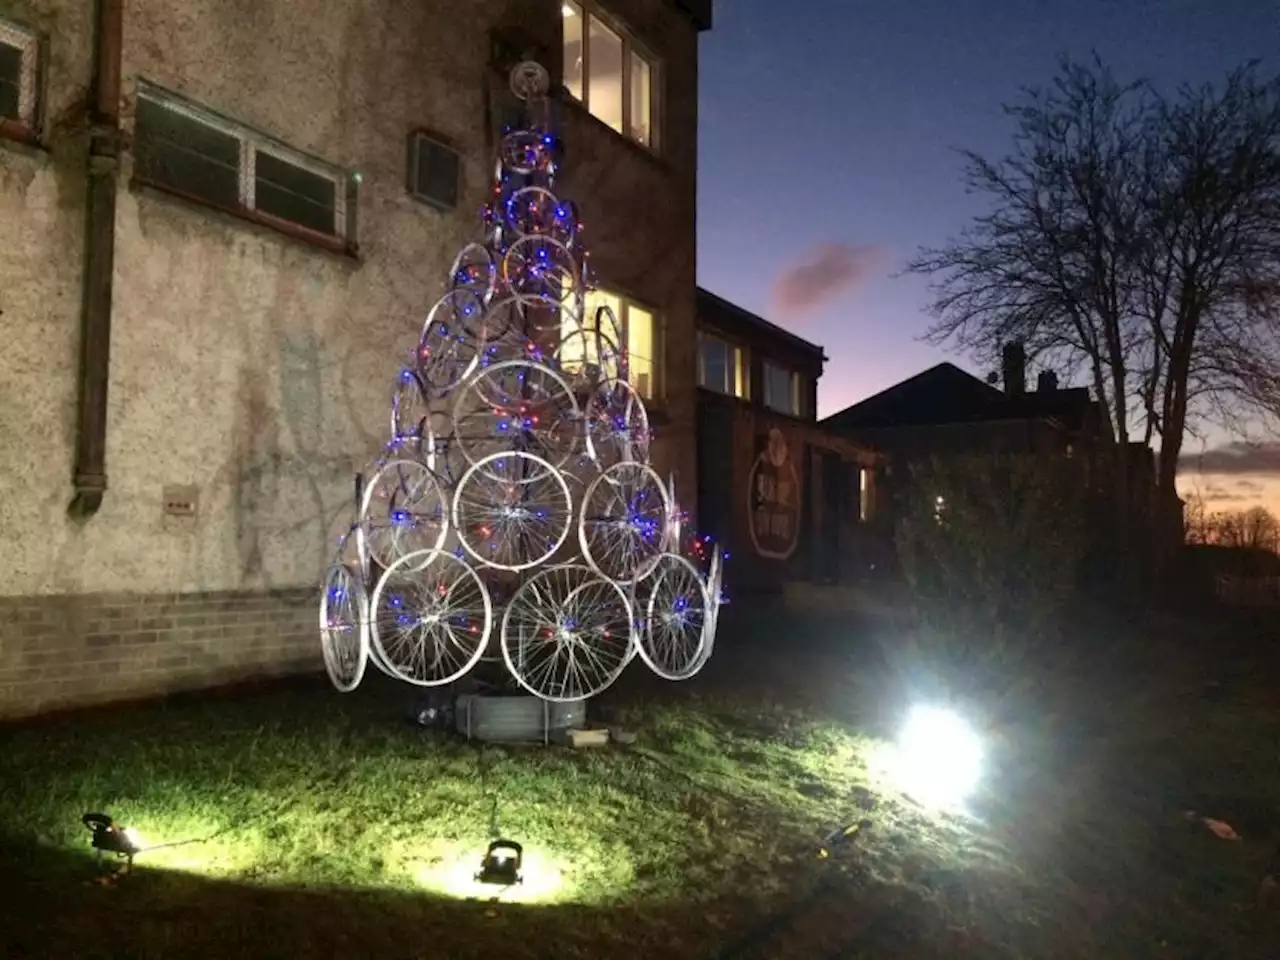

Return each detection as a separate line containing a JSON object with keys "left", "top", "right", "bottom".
{"left": 0, "top": 0, "right": 708, "bottom": 718}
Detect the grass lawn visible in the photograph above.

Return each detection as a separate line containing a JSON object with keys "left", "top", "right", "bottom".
{"left": 1, "top": 604, "right": 1278, "bottom": 958}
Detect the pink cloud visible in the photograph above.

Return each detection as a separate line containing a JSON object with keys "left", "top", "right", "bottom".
{"left": 772, "top": 243, "right": 889, "bottom": 319}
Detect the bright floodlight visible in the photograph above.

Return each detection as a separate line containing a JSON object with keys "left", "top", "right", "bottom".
{"left": 893, "top": 705, "right": 983, "bottom": 810}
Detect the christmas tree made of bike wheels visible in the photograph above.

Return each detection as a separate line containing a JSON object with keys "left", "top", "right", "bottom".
{"left": 319, "top": 62, "right": 723, "bottom": 703}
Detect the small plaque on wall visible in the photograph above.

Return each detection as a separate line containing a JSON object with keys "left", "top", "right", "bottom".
{"left": 161, "top": 484, "right": 198, "bottom": 518}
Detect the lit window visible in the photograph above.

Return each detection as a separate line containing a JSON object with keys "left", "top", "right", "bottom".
{"left": 587, "top": 16, "right": 623, "bottom": 134}
{"left": 0, "top": 16, "right": 41, "bottom": 138}
{"left": 562, "top": 3, "right": 584, "bottom": 100}
{"left": 562, "top": 1, "right": 658, "bottom": 149}
{"left": 763, "top": 361, "right": 803, "bottom": 417}
{"left": 560, "top": 288, "right": 619, "bottom": 373}
{"left": 697, "top": 333, "right": 748, "bottom": 399}
{"left": 560, "top": 288, "right": 660, "bottom": 399}
{"left": 134, "top": 82, "right": 355, "bottom": 247}
{"left": 859, "top": 468, "right": 872, "bottom": 522}
{"left": 629, "top": 50, "right": 652, "bottom": 148}
{"left": 627, "top": 304, "right": 656, "bottom": 400}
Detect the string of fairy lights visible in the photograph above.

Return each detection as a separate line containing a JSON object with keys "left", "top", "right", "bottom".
{"left": 318, "top": 61, "right": 727, "bottom": 704}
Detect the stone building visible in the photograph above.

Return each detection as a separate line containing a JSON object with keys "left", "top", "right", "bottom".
{"left": 0, "top": 0, "right": 712, "bottom": 718}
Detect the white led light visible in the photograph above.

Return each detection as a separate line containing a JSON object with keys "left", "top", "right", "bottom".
{"left": 892, "top": 705, "right": 983, "bottom": 810}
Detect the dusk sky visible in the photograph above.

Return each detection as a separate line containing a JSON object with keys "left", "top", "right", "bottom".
{"left": 695, "top": 0, "right": 1280, "bottom": 511}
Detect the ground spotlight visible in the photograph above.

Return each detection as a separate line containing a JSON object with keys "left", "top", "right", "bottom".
{"left": 475, "top": 839, "right": 523, "bottom": 887}
{"left": 83, "top": 812, "right": 143, "bottom": 872}
{"left": 892, "top": 705, "right": 983, "bottom": 810}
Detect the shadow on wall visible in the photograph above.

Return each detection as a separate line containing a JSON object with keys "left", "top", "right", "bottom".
{"left": 229, "top": 330, "right": 358, "bottom": 599}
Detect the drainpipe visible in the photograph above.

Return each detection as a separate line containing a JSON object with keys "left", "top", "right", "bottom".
{"left": 69, "top": 0, "right": 124, "bottom": 518}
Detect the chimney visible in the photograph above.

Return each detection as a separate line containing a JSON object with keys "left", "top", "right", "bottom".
{"left": 1002, "top": 342, "right": 1026, "bottom": 396}
{"left": 1036, "top": 370, "right": 1059, "bottom": 393}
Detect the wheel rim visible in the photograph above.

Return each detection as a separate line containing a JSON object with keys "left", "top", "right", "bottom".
{"left": 501, "top": 564, "right": 634, "bottom": 701}
{"left": 578, "top": 461, "right": 671, "bottom": 584}
{"left": 583, "top": 378, "right": 650, "bottom": 470}
{"left": 639, "top": 553, "right": 713, "bottom": 681}
{"left": 370, "top": 548, "right": 492, "bottom": 687}
{"left": 320, "top": 563, "right": 369, "bottom": 692}
{"left": 448, "top": 242, "right": 497, "bottom": 308}
{"left": 452, "top": 451, "right": 572, "bottom": 572}
{"left": 450, "top": 360, "right": 580, "bottom": 478}
{"left": 390, "top": 367, "right": 431, "bottom": 450}
{"left": 358, "top": 459, "right": 449, "bottom": 572}
{"left": 418, "top": 289, "right": 483, "bottom": 393}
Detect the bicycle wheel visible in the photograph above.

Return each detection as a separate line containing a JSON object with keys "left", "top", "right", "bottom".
{"left": 583, "top": 378, "right": 651, "bottom": 471}
{"left": 578, "top": 461, "right": 671, "bottom": 584}
{"left": 370, "top": 548, "right": 492, "bottom": 687}
{"left": 452, "top": 451, "right": 572, "bottom": 572}
{"left": 501, "top": 563, "right": 633, "bottom": 701}
{"left": 639, "top": 552, "right": 713, "bottom": 681}
{"left": 451, "top": 359, "right": 580, "bottom": 476}
{"left": 319, "top": 563, "right": 369, "bottom": 693}
{"left": 418, "top": 289, "right": 483, "bottom": 394}
{"left": 359, "top": 459, "right": 449, "bottom": 571}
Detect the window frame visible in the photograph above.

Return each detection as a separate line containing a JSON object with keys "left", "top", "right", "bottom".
{"left": 696, "top": 331, "right": 749, "bottom": 400}
{"left": 763, "top": 360, "right": 803, "bottom": 418}
{"left": 560, "top": 0, "right": 660, "bottom": 152}
{"left": 562, "top": 286, "right": 663, "bottom": 402}
{"left": 132, "top": 80, "right": 358, "bottom": 254}
{"left": 0, "top": 16, "right": 44, "bottom": 144}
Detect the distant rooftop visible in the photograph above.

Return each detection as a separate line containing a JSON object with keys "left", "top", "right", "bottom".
{"left": 822, "top": 361, "right": 1099, "bottom": 433}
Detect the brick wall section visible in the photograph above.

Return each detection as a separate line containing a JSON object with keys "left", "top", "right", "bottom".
{"left": 0, "top": 589, "right": 317, "bottom": 719}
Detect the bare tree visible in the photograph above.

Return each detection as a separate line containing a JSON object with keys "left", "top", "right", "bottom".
{"left": 907, "top": 58, "right": 1150, "bottom": 518}
{"left": 909, "top": 57, "right": 1280, "bottom": 551}
{"left": 1182, "top": 487, "right": 1211, "bottom": 544}
{"left": 1215, "top": 505, "right": 1280, "bottom": 552}
{"left": 1139, "top": 68, "right": 1280, "bottom": 505}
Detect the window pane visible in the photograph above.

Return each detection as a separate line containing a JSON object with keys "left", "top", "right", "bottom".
{"left": 587, "top": 16, "right": 623, "bottom": 133}
{"left": 629, "top": 50, "right": 652, "bottom": 147}
{"left": 764, "top": 362, "right": 797, "bottom": 415}
{"left": 733, "top": 346, "right": 749, "bottom": 399}
{"left": 598, "top": 291, "right": 623, "bottom": 376}
{"left": 763, "top": 362, "right": 779, "bottom": 408}
{"left": 586, "top": 288, "right": 622, "bottom": 345}
{"left": 135, "top": 96, "right": 242, "bottom": 210}
{"left": 0, "top": 42, "right": 21, "bottom": 121}
{"left": 627, "top": 305, "right": 655, "bottom": 398}
{"left": 254, "top": 150, "right": 338, "bottom": 235}
{"left": 698, "top": 334, "right": 728, "bottom": 393}
{"left": 558, "top": 305, "right": 587, "bottom": 372}
{"left": 562, "top": 2, "right": 584, "bottom": 100}
{"left": 563, "top": 287, "right": 622, "bottom": 375}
